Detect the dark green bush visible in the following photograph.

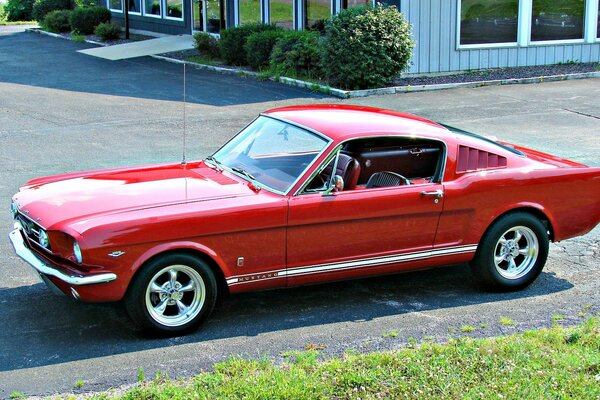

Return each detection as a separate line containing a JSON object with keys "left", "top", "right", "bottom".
{"left": 321, "top": 5, "right": 414, "bottom": 89}
{"left": 3, "top": 0, "right": 35, "bottom": 21}
{"left": 94, "top": 21, "right": 120, "bottom": 40}
{"left": 270, "top": 30, "right": 322, "bottom": 78}
{"left": 32, "top": 0, "right": 72, "bottom": 23}
{"left": 244, "top": 30, "right": 285, "bottom": 70}
{"left": 69, "top": 6, "right": 110, "bottom": 34}
{"left": 219, "top": 23, "right": 280, "bottom": 66}
{"left": 193, "top": 32, "right": 219, "bottom": 58}
{"left": 43, "top": 9, "right": 71, "bottom": 32}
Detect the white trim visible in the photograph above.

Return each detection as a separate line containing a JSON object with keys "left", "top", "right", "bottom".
{"left": 518, "top": 0, "right": 532, "bottom": 47}
{"left": 585, "top": 0, "right": 600, "bottom": 42}
{"left": 234, "top": 0, "right": 239, "bottom": 25}
{"left": 226, "top": 244, "right": 478, "bottom": 286}
{"left": 263, "top": 0, "right": 270, "bottom": 24}
{"left": 529, "top": 39, "right": 587, "bottom": 46}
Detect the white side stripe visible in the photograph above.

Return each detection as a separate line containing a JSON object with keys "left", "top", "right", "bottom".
{"left": 226, "top": 244, "right": 478, "bottom": 286}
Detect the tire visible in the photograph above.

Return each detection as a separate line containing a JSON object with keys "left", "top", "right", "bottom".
{"left": 124, "top": 253, "right": 217, "bottom": 336}
{"left": 471, "top": 212, "right": 549, "bottom": 291}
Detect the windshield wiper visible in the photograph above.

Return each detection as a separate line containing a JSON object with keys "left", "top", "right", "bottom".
{"left": 231, "top": 166, "right": 257, "bottom": 182}
{"left": 205, "top": 155, "right": 223, "bottom": 171}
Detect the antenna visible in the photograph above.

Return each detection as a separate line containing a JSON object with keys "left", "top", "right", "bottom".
{"left": 182, "top": 62, "right": 187, "bottom": 165}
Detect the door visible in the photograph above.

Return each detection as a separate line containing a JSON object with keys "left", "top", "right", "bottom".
{"left": 286, "top": 183, "right": 444, "bottom": 286}
{"left": 192, "top": 0, "right": 225, "bottom": 33}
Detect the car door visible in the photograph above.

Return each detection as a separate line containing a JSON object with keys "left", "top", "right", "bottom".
{"left": 286, "top": 180, "right": 444, "bottom": 287}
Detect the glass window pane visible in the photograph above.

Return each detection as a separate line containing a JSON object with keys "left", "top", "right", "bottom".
{"left": 305, "top": 0, "right": 330, "bottom": 31}
{"left": 270, "top": 0, "right": 293, "bottom": 29}
{"left": 240, "top": 0, "right": 261, "bottom": 25}
{"left": 206, "top": 0, "right": 225, "bottom": 33}
{"left": 460, "top": 0, "right": 518, "bottom": 45}
{"left": 109, "top": 0, "right": 123, "bottom": 11}
{"left": 192, "top": 0, "right": 203, "bottom": 30}
{"left": 531, "top": 0, "right": 584, "bottom": 41}
{"left": 128, "top": 0, "right": 141, "bottom": 13}
{"left": 342, "top": 0, "right": 371, "bottom": 9}
{"left": 166, "top": 0, "right": 183, "bottom": 18}
{"left": 145, "top": 0, "right": 161, "bottom": 16}
{"left": 597, "top": 1, "right": 600, "bottom": 39}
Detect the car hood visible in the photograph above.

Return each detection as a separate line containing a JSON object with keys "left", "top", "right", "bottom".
{"left": 12, "top": 161, "right": 254, "bottom": 229}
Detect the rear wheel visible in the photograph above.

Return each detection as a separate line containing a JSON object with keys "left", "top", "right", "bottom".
{"left": 471, "top": 213, "right": 549, "bottom": 291}
{"left": 125, "top": 253, "right": 217, "bottom": 336}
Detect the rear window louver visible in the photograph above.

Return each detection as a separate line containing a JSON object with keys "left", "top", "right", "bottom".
{"left": 457, "top": 145, "right": 507, "bottom": 173}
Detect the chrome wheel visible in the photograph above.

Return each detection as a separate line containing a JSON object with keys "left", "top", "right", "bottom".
{"left": 145, "top": 265, "right": 206, "bottom": 327}
{"left": 494, "top": 226, "right": 539, "bottom": 280}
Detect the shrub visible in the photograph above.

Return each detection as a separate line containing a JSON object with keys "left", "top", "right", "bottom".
{"left": 244, "top": 30, "right": 285, "bottom": 70}
{"left": 270, "top": 30, "right": 322, "bottom": 78}
{"left": 94, "top": 21, "right": 120, "bottom": 40}
{"left": 3, "top": 0, "right": 35, "bottom": 21}
{"left": 69, "top": 6, "right": 110, "bottom": 34}
{"left": 321, "top": 5, "right": 414, "bottom": 89}
{"left": 193, "top": 32, "right": 219, "bottom": 58}
{"left": 43, "top": 9, "right": 71, "bottom": 32}
{"left": 32, "top": 0, "right": 72, "bottom": 23}
{"left": 219, "top": 23, "right": 280, "bottom": 66}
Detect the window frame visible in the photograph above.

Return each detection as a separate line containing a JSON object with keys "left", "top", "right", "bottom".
{"left": 164, "top": 0, "right": 185, "bottom": 20}
{"left": 108, "top": 0, "right": 124, "bottom": 13}
{"left": 456, "top": 0, "right": 599, "bottom": 50}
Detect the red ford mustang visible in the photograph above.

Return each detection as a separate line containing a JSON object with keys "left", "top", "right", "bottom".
{"left": 9, "top": 104, "right": 600, "bottom": 335}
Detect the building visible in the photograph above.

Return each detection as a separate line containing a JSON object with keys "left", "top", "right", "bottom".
{"left": 103, "top": 0, "right": 600, "bottom": 74}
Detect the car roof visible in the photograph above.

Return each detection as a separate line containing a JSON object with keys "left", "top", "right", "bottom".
{"left": 263, "top": 104, "right": 450, "bottom": 142}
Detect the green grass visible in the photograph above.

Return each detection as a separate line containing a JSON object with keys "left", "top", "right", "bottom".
{"left": 500, "top": 316, "right": 516, "bottom": 326}
{"left": 71, "top": 34, "right": 85, "bottom": 43}
{"left": 83, "top": 319, "right": 599, "bottom": 400}
{"left": 9, "top": 393, "right": 26, "bottom": 400}
{"left": 185, "top": 55, "right": 222, "bottom": 66}
{"left": 460, "top": 325, "right": 476, "bottom": 333}
{"left": 382, "top": 330, "right": 399, "bottom": 338}
{"left": 73, "top": 379, "right": 85, "bottom": 389}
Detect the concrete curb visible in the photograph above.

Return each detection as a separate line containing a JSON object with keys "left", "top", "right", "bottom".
{"left": 28, "top": 28, "right": 600, "bottom": 99}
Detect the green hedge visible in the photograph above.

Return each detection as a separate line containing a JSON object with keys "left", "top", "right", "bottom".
{"left": 219, "top": 23, "right": 280, "bottom": 66}
{"left": 32, "top": 0, "right": 72, "bottom": 23}
{"left": 43, "top": 9, "right": 71, "bottom": 32}
{"left": 244, "top": 30, "right": 285, "bottom": 70}
{"left": 3, "top": 0, "right": 35, "bottom": 21}
{"left": 193, "top": 32, "right": 219, "bottom": 58}
{"left": 270, "top": 30, "right": 322, "bottom": 78}
{"left": 94, "top": 21, "right": 120, "bottom": 40}
{"left": 321, "top": 5, "right": 414, "bottom": 89}
{"left": 69, "top": 6, "right": 110, "bottom": 35}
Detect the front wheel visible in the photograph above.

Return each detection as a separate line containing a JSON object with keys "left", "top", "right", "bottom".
{"left": 125, "top": 253, "right": 217, "bottom": 336}
{"left": 471, "top": 213, "right": 549, "bottom": 291}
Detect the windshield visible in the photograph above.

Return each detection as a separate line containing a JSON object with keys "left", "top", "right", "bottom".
{"left": 210, "top": 116, "right": 330, "bottom": 193}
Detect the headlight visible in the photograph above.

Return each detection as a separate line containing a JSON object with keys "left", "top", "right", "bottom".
{"left": 38, "top": 229, "right": 50, "bottom": 249}
{"left": 73, "top": 241, "right": 83, "bottom": 264}
{"left": 10, "top": 202, "right": 18, "bottom": 219}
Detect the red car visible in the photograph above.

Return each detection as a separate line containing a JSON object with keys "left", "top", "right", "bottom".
{"left": 9, "top": 104, "right": 600, "bottom": 335}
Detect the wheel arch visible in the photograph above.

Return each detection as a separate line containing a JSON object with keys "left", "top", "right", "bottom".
{"left": 484, "top": 206, "right": 555, "bottom": 243}
{"left": 127, "top": 243, "right": 230, "bottom": 298}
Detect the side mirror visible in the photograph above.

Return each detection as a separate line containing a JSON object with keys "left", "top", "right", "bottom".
{"left": 333, "top": 175, "right": 344, "bottom": 192}
{"left": 322, "top": 175, "right": 344, "bottom": 196}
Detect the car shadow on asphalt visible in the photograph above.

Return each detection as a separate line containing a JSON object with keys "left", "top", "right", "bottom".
{"left": 0, "top": 32, "right": 328, "bottom": 107}
{"left": 0, "top": 264, "right": 573, "bottom": 372}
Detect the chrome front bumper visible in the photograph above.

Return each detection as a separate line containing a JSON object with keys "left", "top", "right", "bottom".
{"left": 9, "top": 222, "right": 117, "bottom": 286}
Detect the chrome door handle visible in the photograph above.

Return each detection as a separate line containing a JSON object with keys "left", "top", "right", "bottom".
{"left": 421, "top": 190, "right": 443, "bottom": 198}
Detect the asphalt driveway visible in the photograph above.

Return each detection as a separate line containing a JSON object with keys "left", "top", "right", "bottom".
{"left": 0, "top": 29, "right": 598, "bottom": 398}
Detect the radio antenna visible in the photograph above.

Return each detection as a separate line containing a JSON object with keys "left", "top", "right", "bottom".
{"left": 181, "top": 62, "right": 187, "bottom": 165}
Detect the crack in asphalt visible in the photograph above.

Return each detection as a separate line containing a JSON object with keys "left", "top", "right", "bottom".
{"left": 560, "top": 108, "right": 600, "bottom": 120}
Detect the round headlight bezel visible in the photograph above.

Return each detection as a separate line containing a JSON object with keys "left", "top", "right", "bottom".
{"left": 73, "top": 241, "right": 83, "bottom": 264}
{"left": 38, "top": 229, "right": 50, "bottom": 249}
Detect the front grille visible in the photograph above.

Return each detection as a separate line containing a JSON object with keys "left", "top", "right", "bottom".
{"left": 16, "top": 212, "right": 46, "bottom": 249}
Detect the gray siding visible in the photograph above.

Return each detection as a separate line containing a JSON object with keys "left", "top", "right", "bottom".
{"left": 397, "top": 0, "right": 600, "bottom": 74}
